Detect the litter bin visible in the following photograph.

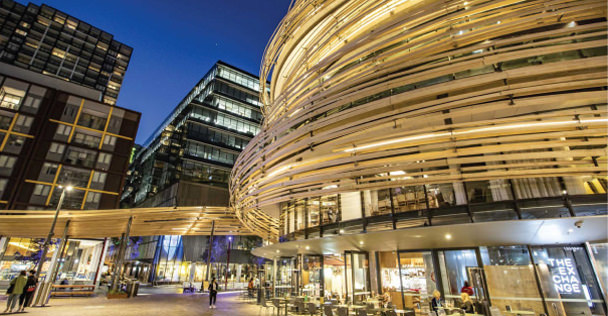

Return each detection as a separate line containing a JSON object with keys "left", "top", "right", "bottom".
{"left": 128, "top": 281, "right": 139, "bottom": 297}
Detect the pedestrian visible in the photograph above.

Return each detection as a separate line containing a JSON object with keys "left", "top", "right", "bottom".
{"left": 208, "top": 278, "right": 219, "bottom": 309}
{"left": 3, "top": 270, "right": 27, "bottom": 314}
{"left": 461, "top": 280, "right": 474, "bottom": 296}
{"left": 19, "top": 270, "right": 38, "bottom": 312}
{"left": 247, "top": 278, "right": 254, "bottom": 298}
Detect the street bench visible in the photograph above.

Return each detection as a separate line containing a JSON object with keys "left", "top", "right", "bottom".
{"left": 50, "top": 284, "right": 95, "bottom": 297}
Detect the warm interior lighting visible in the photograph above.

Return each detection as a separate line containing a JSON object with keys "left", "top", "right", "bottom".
{"left": 445, "top": 234, "right": 452, "bottom": 240}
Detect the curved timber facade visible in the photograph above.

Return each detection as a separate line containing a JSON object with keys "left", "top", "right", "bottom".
{"left": 230, "top": 0, "right": 608, "bottom": 241}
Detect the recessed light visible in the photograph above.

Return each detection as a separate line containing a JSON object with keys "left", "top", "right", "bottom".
{"left": 445, "top": 234, "right": 452, "bottom": 240}
{"left": 359, "top": 241, "right": 364, "bottom": 245}
{"left": 276, "top": 250, "right": 280, "bottom": 253}
{"left": 339, "top": 229, "right": 345, "bottom": 234}
{"left": 305, "top": 246, "right": 310, "bottom": 250}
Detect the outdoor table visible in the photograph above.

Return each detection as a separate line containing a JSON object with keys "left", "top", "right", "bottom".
{"left": 272, "top": 297, "right": 290, "bottom": 316}
{"left": 504, "top": 311, "right": 535, "bottom": 316}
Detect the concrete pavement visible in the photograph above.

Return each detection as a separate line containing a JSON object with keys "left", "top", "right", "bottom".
{"left": 1, "top": 291, "right": 262, "bottom": 316}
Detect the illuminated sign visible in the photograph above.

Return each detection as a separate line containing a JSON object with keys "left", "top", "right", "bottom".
{"left": 547, "top": 258, "right": 581, "bottom": 294}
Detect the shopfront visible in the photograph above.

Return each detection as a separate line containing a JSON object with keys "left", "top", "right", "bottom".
{"left": 376, "top": 244, "right": 607, "bottom": 316}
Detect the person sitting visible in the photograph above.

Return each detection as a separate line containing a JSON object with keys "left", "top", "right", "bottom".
{"left": 431, "top": 290, "right": 443, "bottom": 314}
{"left": 460, "top": 293, "right": 474, "bottom": 313}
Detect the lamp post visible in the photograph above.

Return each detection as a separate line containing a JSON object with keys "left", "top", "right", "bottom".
{"left": 224, "top": 236, "right": 232, "bottom": 290}
{"left": 34, "top": 185, "right": 73, "bottom": 280}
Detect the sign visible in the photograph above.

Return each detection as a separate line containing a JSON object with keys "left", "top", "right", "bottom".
{"left": 547, "top": 258, "right": 581, "bottom": 294}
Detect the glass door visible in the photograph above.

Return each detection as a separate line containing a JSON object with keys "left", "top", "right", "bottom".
{"left": 438, "top": 248, "right": 488, "bottom": 315}
{"left": 345, "top": 251, "right": 370, "bottom": 304}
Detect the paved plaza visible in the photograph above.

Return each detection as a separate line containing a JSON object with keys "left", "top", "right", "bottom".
{"left": 2, "top": 291, "right": 260, "bottom": 316}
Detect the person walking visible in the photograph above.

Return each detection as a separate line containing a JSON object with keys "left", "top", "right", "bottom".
{"left": 3, "top": 270, "right": 27, "bottom": 313}
{"left": 18, "top": 270, "right": 38, "bottom": 312}
{"left": 247, "top": 278, "right": 254, "bottom": 298}
{"left": 208, "top": 278, "right": 219, "bottom": 309}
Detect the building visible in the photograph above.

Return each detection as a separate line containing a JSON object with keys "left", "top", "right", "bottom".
{"left": 120, "top": 61, "right": 265, "bottom": 285}
{"left": 0, "top": 1, "right": 138, "bottom": 287}
{"left": 0, "top": 0, "right": 132, "bottom": 105}
{"left": 231, "top": 0, "right": 608, "bottom": 315}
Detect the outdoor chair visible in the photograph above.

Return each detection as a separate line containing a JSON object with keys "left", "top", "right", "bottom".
{"left": 306, "top": 302, "right": 318, "bottom": 316}
{"left": 336, "top": 307, "right": 348, "bottom": 316}
{"left": 273, "top": 298, "right": 283, "bottom": 316}
{"left": 324, "top": 305, "right": 334, "bottom": 316}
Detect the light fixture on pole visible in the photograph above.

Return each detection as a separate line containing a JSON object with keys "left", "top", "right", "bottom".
{"left": 34, "top": 185, "right": 72, "bottom": 305}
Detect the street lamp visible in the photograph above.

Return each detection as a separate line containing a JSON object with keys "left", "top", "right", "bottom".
{"left": 34, "top": 185, "right": 72, "bottom": 281}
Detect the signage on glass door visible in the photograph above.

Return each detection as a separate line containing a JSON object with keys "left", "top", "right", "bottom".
{"left": 547, "top": 258, "right": 581, "bottom": 294}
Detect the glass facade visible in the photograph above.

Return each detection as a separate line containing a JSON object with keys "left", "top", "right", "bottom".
{"left": 0, "top": 1, "right": 132, "bottom": 104}
{"left": 272, "top": 244, "right": 606, "bottom": 316}
{"left": 121, "top": 61, "right": 262, "bottom": 207}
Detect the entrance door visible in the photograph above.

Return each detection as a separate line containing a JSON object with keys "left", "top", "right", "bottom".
{"left": 345, "top": 251, "right": 371, "bottom": 304}
{"left": 468, "top": 267, "right": 491, "bottom": 315}
{"left": 438, "top": 248, "right": 489, "bottom": 315}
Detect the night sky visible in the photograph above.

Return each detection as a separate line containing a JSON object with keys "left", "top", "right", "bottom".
{"left": 27, "top": 0, "right": 290, "bottom": 143}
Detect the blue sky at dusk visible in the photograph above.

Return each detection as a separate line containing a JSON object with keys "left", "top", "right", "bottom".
{"left": 27, "top": 0, "right": 290, "bottom": 143}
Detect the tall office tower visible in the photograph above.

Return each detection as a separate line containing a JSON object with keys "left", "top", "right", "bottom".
{"left": 119, "top": 61, "right": 263, "bottom": 285}
{"left": 121, "top": 61, "right": 262, "bottom": 209}
{"left": 0, "top": 0, "right": 132, "bottom": 105}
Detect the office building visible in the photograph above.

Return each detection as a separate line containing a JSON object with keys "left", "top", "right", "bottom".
{"left": 0, "top": 0, "right": 132, "bottom": 105}
{"left": 120, "top": 61, "right": 265, "bottom": 285}
{"left": 0, "top": 0, "right": 138, "bottom": 286}
{"left": 230, "top": 0, "right": 608, "bottom": 315}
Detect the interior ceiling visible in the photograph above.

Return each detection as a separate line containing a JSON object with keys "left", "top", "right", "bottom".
{"left": 252, "top": 215, "right": 608, "bottom": 259}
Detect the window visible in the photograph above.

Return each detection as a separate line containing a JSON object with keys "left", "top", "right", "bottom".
{"left": 0, "top": 178, "right": 7, "bottom": 195}
{"left": 103, "top": 135, "right": 116, "bottom": 146}
{"left": 14, "top": 115, "right": 33, "bottom": 133}
{"left": 97, "top": 152, "right": 111, "bottom": 164}
{"left": 49, "top": 142, "right": 65, "bottom": 154}
{"left": 86, "top": 192, "right": 101, "bottom": 203}
{"left": 0, "top": 155, "right": 16, "bottom": 168}
{"left": 33, "top": 184, "right": 51, "bottom": 196}
{"left": 42, "top": 162, "right": 58, "bottom": 176}
{"left": 56, "top": 124, "right": 72, "bottom": 136}
{"left": 22, "top": 95, "right": 42, "bottom": 111}
{"left": 91, "top": 171, "right": 106, "bottom": 183}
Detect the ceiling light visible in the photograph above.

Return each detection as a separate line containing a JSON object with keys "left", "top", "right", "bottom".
{"left": 359, "top": 241, "right": 364, "bottom": 245}
{"left": 445, "top": 234, "right": 452, "bottom": 240}
{"left": 305, "top": 246, "right": 310, "bottom": 250}
{"left": 339, "top": 229, "right": 345, "bottom": 234}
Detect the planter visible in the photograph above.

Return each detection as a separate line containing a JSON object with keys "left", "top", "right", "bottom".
{"left": 107, "top": 293, "right": 128, "bottom": 299}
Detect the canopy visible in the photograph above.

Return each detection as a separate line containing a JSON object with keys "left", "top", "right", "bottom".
{"left": 0, "top": 206, "right": 250, "bottom": 238}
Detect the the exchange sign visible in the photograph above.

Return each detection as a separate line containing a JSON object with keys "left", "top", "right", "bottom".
{"left": 547, "top": 258, "right": 581, "bottom": 294}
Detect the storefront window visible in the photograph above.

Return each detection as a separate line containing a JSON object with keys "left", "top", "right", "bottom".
{"left": 323, "top": 254, "right": 345, "bottom": 301}
{"left": 154, "top": 235, "right": 184, "bottom": 283}
{"left": 379, "top": 251, "right": 401, "bottom": 308}
{"left": 399, "top": 251, "right": 437, "bottom": 311}
{"left": 532, "top": 246, "right": 606, "bottom": 316}
{"left": 589, "top": 243, "right": 607, "bottom": 298}
{"left": 276, "top": 257, "right": 294, "bottom": 296}
{"left": 481, "top": 246, "right": 545, "bottom": 315}
{"left": 302, "top": 255, "right": 322, "bottom": 297}
{"left": 438, "top": 249, "right": 479, "bottom": 300}
{"left": 345, "top": 251, "right": 370, "bottom": 304}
